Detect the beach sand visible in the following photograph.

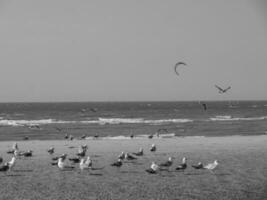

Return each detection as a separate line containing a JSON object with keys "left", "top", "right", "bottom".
{"left": 0, "top": 135, "right": 267, "bottom": 200}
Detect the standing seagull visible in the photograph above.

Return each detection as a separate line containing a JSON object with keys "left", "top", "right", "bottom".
{"left": 159, "top": 157, "right": 173, "bottom": 167}
{"left": 79, "top": 156, "right": 92, "bottom": 170}
{"left": 176, "top": 157, "right": 187, "bottom": 171}
{"left": 118, "top": 152, "right": 125, "bottom": 160}
{"left": 150, "top": 144, "right": 156, "bottom": 152}
{"left": 7, "top": 157, "right": 16, "bottom": 171}
{"left": 58, "top": 158, "right": 74, "bottom": 170}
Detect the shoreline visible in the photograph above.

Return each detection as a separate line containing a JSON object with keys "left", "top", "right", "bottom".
{"left": 0, "top": 132, "right": 266, "bottom": 142}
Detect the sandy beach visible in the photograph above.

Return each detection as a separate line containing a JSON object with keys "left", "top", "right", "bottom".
{"left": 0, "top": 135, "right": 267, "bottom": 200}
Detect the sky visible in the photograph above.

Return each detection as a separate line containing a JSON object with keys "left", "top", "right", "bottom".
{"left": 0, "top": 0, "right": 266, "bottom": 102}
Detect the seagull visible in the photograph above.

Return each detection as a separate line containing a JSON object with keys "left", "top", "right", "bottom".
{"left": 85, "top": 156, "right": 92, "bottom": 168}
{"left": 111, "top": 159, "right": 123, "bottom": 167}
{"left": 132, "top": 148, "right": 143, "bottom": 156}
{"left": 58, "top": 157, "right": 74, "bottom": 170}
{"left": 69, "top": 156, "right": 80, "bottom": 163}
{"left": 22, "top": 150, "right": 33, "bottom": 157}
{"left": 125, "top": 153, "right": 137, "bottom": 160}
{"left": 12, "top": 142, "right": 18, "bottom": 150}
{"left": 77, "top": 145, "right": 87, "bottom": 157}
{"left": 52, "top": 154, "right": 67, "bottom": 161}
{"left": 80, "top": 156, "right": 92, "bottom": 170}
{"left": 47, "top": 147, "right": 54, "bottom": 155}
{"left": 148, "top": 134, "right": 153, "bottom": 139}
{"left": 7, "top": 142, "right": 19, "bottom": 154}
{"left": 145, "top": 162, "right": 159, "bottom": 174}
{"left": 159, "top": 157, "right": 173, "bottom": 167}
{"left": 81, "top": 135, "right": 86, "bottom": 139}
{"left": 118, "top": 152, "right": 125, "bottom": 160}
{"left": 23, "top": 136, "right": 29, "bottom": 140}
{"left": 0, "top": 163, "right": 9, "bottom": 172}
{"left": 192, "top": 162, "right": 204, "bottom": 169}
{"left": 215, "top": 85, "right": 231, "bottom": 94}
{"left": 150, "top": 144, "right": 156, "bottom": 152}
{"left": 7, "top": 157, "right": 16, "bottom": 171}
{"left": 69, "top": 135, "right": 74, "bottom": 140}
{"left": 176, "top": 157, "right": 187, "bottom": 171}
{"left": 204, "top": 160, "right": 219, "bottom": 171}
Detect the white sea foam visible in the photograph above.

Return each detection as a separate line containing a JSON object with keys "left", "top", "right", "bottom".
{"left": 209, "top": 115, "right": 267, "bottom": 121}
{"left": 0, "top": 117, "right": 193, "bottom": 126}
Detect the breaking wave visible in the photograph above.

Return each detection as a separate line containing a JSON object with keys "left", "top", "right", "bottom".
{"left": 0, "top": 117, "right": 193, "bottom": 127}
{"left": 209, "top": 115, "right": 267, "bottom": 121}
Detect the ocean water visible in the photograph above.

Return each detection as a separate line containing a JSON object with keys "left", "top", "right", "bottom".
{"left": 0, "top": 101, "right": 267, "bottom": 140}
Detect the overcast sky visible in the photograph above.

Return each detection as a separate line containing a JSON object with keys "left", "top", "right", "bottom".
{"left": 0, "top": 0, "right": 266, "bottom": 102}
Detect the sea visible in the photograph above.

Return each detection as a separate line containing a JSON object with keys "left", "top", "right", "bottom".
{"left": 0, "top": 101, "right": 267, "bottom": 141}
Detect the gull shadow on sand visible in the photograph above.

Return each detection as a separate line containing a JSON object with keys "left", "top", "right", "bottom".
{"left": 89, "top": 173, "right": 103, "bottom": 176}
{"left": 213, "top": 173, "right": 231, "bottom": 176}
{"left": 120, "top": 171, "right": 140, "bottom": 174}
{"left": 13, "top": 169, "right": 34, "bottom": 172}
{"left": 91, "top": 167, "right": 105, "bottom": 170}
{"left": 184, "top": 173, "right": 204, "bottom": 176}
{"left": 91, "top": 155, "right": 101, "bottom": 158}
{"left": 130, "top": 162, "right": 143, "bottom": 166}
{"left": 5, "top": 174, "right": 26, "bottom": 177}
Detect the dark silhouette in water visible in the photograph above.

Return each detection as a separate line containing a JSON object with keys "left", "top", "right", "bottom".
{"left": 202, "top": 103, "right": 207, "bottom": 110}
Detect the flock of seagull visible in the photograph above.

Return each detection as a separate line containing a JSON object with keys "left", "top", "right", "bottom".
{"left": 0, "top": 142, "right": 219, "bottom": 175}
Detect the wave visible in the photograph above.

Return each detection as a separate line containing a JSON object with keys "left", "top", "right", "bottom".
{"left": 209, "top": 115, "right": 267, "bottom": 121}
{"left": 0, "top": 117, "right": 193, "bottom": 127}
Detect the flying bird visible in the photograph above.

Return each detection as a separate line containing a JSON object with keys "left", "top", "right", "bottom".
{"left": 215, "top": 85, "right": 231, "bottom": 94}
{"left": 174, "top": 62, "right": 187, "bottom": 76}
